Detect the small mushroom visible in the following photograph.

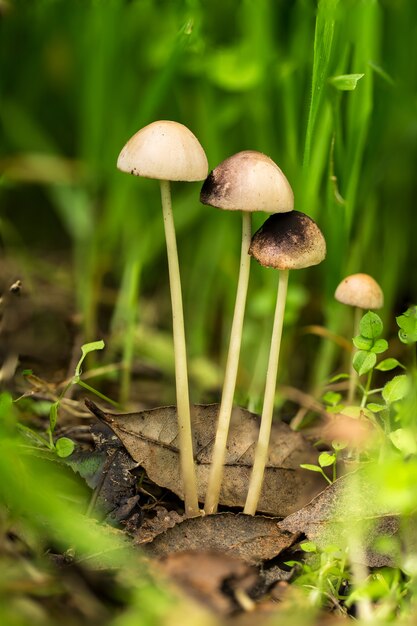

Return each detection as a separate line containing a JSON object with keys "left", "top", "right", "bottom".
{"left": 200, "top": 151, "right": 294, "bottom": 514}
{"left": 335, "top": 273, "right": 384, "bottom": 403}
{"left": 117, "top": 120, "right": 208, "bottom": 517}
{"left": 244, "top": 210, "right": 326, "bottom": 515}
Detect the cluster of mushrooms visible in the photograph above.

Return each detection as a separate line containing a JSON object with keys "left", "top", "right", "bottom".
{"left": 117, "top": 120, "right": 381, "bottom": 518}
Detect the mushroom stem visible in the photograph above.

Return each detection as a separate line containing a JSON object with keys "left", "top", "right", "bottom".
{"left": 159, "top": 180, "right": 200, "bottom": 517}
{"left": 204, "top": 211, "right": 252, "bottom": 514}
{"left": 244, "top": 269, "right": 289, "bottom": 515}
{"left": 347, "top": 306, "right": 362, "bottom": 404}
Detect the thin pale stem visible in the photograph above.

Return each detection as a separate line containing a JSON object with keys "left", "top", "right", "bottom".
{"left": 347, "top": 306, "right": 362, "bottom": 404}
{"left": 204, "top": 211, "right": 252, "bottom": 514}
{"left": 160, "top": 180, "right": 199, "bottom": 517}
{"left": 244, "top": 269, "right": 289, "bottom": 515}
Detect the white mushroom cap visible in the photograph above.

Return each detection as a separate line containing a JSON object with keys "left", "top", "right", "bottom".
{"left": 200, "top": 150, "right": 294, "bottom": 213}
{"left": 335, "top": 273, "right": 384, "bottom": 309}
{"left": 249, "top": 211, "right": 326, "bottom": 270}
{"left": 117, "top": 120, "right": 208, "bottom": 182}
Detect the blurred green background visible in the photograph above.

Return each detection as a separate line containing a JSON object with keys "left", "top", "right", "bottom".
{"left": 1, "top": 0, "right": 416, "bottom": 408}
{"left": 1, "top": 3, "right": 417, "bottom": 624}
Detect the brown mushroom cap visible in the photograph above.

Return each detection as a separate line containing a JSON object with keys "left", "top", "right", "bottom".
{"left": 117, "top": 120, "right": 208, "bottom": 182}
{"left": 249, "top": 211, "right": 326, "bottom": 270}
{"left": 335, "top": 273, "right": 383, "bottom": 309}
{"left": 200, "top": 150, "right": 294, "bottom": 213}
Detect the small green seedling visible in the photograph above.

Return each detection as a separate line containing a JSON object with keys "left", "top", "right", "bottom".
{"left": 311, "top": 308, "right": 415, "bottom": 477}
{"left": 322, "top": 390, "right": 344, "bottom": 413}
{"left": 286, "top": 543, "right": 350, "bottom": 609}
{"left": 18, "top": 341, "right": 116, "bottom": 458}
{"left": 47, "top": 340, "right": 108, "bottom": 457}
{"left": 350, "top": 312, "right": 411, "bottom": 429}
{"left": 322, "top": 308, "right": 415, "bottom": 461}
{"left": 301, "top": 441, "right": 346, "bottom": 484}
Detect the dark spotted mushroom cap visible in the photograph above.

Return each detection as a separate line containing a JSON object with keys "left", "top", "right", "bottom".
{"left": 335, "top": 273, "right": 383, "bottom": 309}
{"left": 249, "top": 211, "right": 326, "bottom": 270}
{"left": 200, "top": 150, "right": 294, "bottom": 213}
{"left": 117, "top": 120, "right": 208, "bottom": 182}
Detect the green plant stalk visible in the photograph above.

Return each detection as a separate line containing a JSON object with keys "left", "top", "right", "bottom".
{"left": 204, "top": 211, "right": 252, "bottom": 514}
{"left": 333, "top": 549, "right": 347, "bottom": 600}
{"left": 244, "top": 269, "right": 289, "bottom": 515}
{"left": 303, "top": 0, "right": 339, "bottom": 173}
{"left": 77, "top": 380, "right": 121, "bottom": 409}
{"left": 322, "top": 468, "right": 332, "bottom": 485}
{"left": 360, "top": 369, "right": 373, "bottom": 409}
{"left": 119, "top": 257, "right": 142, "bottom": 405}
{"left": 160, "top": 180, "right": 199, "bottom": 517}
{"left": 348, "top": 306, "right": 363, "bottom": 403}
{"left": 343, "top": 0, "right": 378, "bottom": 233}
{"left": 47, "top": 340, "right": 114, "bottom": 450}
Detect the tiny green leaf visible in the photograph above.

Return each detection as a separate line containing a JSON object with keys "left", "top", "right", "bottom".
{"left": 300, "top": 541, "right": 317, "bottom": 553}
{"left": 322, "top": 391, "right": 342, "bottom": 406}
{"left": 328, "top": 373, "right": 350, "bottom": 383}
{"left": 353, "top": 350, "right": 377, "bottom": 376}
{"left": 399, "top": 330, "right": 416, "bottom": 344}
{"left": 382, "top": 375, "right": 410, "bottom": 404}
{"left": 318, "top": 452, "right": 336, "bottom": 467}
{"left": 17, "top": 423, "right": 51, "bottom": 446}
{"left": 376, "top": 358, "right": 403, "bottom": 372}
{"left": 55, "top": 437, "right": 75, "bottom": 458}
{"left": 389, "top": 429, "right": 417, "bottom": 456}
{"left": 341, "top": 405, "right": 374, "bottom": 419}
{"left": 75, "top": 340, "right": 105, "bottom": 377}
{"left": 367, "top": 403, "right": 386, "bottom": 413}
{"left": 329, "top": 73, "right": 365, "bottom": 91}
{"left": 300, "top": 464, "right": 323, "bottom": 473}
{"left": 359, "top": 311, "right": 383, "bottom": 339}
{"left": 370, "top": 339, "right": 388, "bottom": 354}
{"left": 396, "top": 306, "right": 417, "bottom": 345}
{"left": 326, "top": 405, "right": 345, "bottom": 414}
{"left": 81, "top": 339, "right": 105, "bottom": 359}
{"left": 353, "top": 335, "right": 374, "bottom": 351}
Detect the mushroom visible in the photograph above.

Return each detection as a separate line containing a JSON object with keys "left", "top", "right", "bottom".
{"left": 117, "top": 120, "right": 208, "bottom": 517}
{"left": 335, "top": 273, "right": 384, "bottom": 403}
{"left": 243, "top": 210, "right": 326, "bottom": 515}
{"left": 200, "top": 151, "right": 294, "bottom": 514}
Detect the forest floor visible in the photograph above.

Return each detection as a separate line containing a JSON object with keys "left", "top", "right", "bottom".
{"left": 0, "top": 253, "right": 410, "bottom": 626}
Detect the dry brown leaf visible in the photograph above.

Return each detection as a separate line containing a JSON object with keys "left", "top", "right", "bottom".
{"left": 86, "top": 401, "right": 323, "bottom": 516}
{"left": 136, "top": 506, "right": 185, "bottom": 543}
{"left": 159, "top": 550, "right": 258, "bottom": 615}
{"left": 141, "top": 512, "right": 298, "bottom": 565}
{"left": 279, "top": 469, "right": 401, "bottom": 567}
